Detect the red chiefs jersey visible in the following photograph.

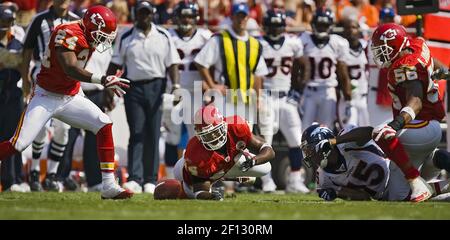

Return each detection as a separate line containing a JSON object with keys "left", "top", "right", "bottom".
{"left": 182, "top": 115, "right": 252, "bottom": 185}
{"left": 387, "top": 37, "right": 445, "bottom": 121}
{"left": 37, "top": 21, "right": 94, "bottom": 96}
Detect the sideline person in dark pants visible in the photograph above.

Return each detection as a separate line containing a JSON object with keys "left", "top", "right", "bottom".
{"left": 124, "top": 79, "right": 166, "bottom": 189}
{"left": 106, "top": 1, "right": 181, "bottom": 193}
{"left": 0, "top": 5, "right": 27, "bottom": 191}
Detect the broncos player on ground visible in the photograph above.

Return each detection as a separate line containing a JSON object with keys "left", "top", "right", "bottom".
{"left": 301, "top": 124, "right": 450, "bottom": 201}
{"left": 299, "top": 8, "right": 352, "bottom": 129}
{"left": 259, "top": 9, "right": 310, "bottom": 193}
{"left": 163, "top": 1, "right": 212, "bottom": 178}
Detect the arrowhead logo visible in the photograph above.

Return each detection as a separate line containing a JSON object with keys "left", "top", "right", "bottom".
{"left": 380, "top": 29, "right": 397, "bottom": 41}
{"left": 90, "top": 13, "right": 106, "bottom": 29}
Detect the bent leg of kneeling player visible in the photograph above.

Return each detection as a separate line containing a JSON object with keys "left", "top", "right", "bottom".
{"left": 0, "top": 92, "right": 54, "bottom": 161}
{"left": 53, "top": 94, "right": 116, "bottom": 186}
{"left": 396, "top": 121, "right": 442, "bottom": 181}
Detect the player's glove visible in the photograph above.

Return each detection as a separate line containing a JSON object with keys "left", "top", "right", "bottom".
{"left": 432, "top": 68, "right": 450, "bottom": 80}
{"left": 211, "top": 190, "right": 224, "bottom": 201}
{"left": 239, "top": 152, "right": 256, "bottom": 172}
{"left": 287, "top": 89, "right": 302, "bottom": 106}
{"left": 372, "top": 123, "right": 397, "bottom": 141}
{"left": 317, "top": 188, "right": 337, "bottom": 201}
{"left": 91, "top": 73, "right": 130, "bottom": 97}
{"left": 103, "top": 76, "right": 130, "bottom": 97}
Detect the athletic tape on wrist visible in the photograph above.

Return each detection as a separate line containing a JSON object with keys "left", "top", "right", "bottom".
{"left": 259, "top": 143, "right": 272, "bottom": 152}
{"left": 400, "top": 106, "right": 416, "bottom": 120}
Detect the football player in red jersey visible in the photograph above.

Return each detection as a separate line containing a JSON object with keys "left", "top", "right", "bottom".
{"left": 0, "top": 6, "right": 132, "bottom": 199}
{"left": 370, "top": 23, "right": 450, "bottom": 202}
{"left": 168, "top": 105, "right": 275, "bottom": 200}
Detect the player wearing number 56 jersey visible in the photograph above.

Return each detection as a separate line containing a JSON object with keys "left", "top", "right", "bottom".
{"left": 371, "top": 23, "right": 450, "bottom": 202}
{"left": 299, "top": 8, "right": 352, "bottom": 129}
{"left": 0, "top": 6, "right": 132, "bottom": 199}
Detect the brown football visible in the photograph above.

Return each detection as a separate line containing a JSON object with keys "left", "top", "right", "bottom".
{"left": 153, "top": 179, "right": 183, "bottom": 200}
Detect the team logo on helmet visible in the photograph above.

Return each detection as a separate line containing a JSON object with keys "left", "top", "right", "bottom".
{"left": 380, "top": 28, "right": 397, "bottom": 41}
{"left": 90, "top": 13, "right": 106, "bottom": 29}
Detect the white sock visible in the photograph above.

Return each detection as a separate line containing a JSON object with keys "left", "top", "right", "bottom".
{"left": 47, "top": 160, "right": 59, "bottom": 174}
{"left": 165, "top": 166, "right": 174, "bottom": 179}
{"left": 102, "top": 172, "right": 116, "bottom": 186}
{"left": 31, "top": 159, "right": 40, "bottom": 172}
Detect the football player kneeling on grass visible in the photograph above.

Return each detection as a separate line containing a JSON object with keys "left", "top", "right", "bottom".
{"left": 154, "top": 105, "right": 275, "bottom": 200}
{"left": 301, "top": 123, "right": 450, "bottom": 201}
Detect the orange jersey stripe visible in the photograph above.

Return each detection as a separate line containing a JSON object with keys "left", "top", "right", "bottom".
{"left": 10, "top": 106, "right": 28, "bottom": 146}
{"left": 404, "top": 121, "right": 429, "bottom": 129}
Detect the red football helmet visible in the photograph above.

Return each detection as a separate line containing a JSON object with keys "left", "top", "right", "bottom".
{"left": 371, "top": 23, "right": 410, "bottom": 68}
{"left": 82, "top": 5, "right": 117, "bottom": 52}
{"left": 193, "top": 105, "right": 228, "bottom": 151}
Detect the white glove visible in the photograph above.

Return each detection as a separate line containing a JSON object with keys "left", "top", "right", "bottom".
{"left": 372, "top": 124, "right": 397, "bottom": 141}
{"left": 103, "top": 76, "right": 130, "bottom": 97}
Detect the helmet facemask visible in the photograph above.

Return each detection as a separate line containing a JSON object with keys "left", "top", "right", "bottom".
{"left": 196, "top": 122, "right": 228, "bottom": 151}
{"left": 90, "top": 28, "right": 116, "bottom": 53}
{"left": 313, "top": 20, "right": 332, "bottom": 40}
{"left": 301, "top": 142, "right": 331, "bottom": 169}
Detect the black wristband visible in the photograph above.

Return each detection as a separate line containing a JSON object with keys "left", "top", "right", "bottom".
{"left": 387, "top": 115, "right": 406, "bottom": 131}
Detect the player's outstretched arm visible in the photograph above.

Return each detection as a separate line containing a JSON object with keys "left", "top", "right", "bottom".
{"left": 388, "top": 80, "right": 423, "bottom": 132}
{"left": 247, "top": 135, "right": 275, "bottom": 167}
{"left": 55, "top": 46, "right": 94, "bottom": 83}
{"left": 334, "top": 126, "right": 374, "bottom": 146}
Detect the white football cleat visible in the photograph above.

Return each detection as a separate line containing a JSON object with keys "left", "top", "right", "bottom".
{"left": 409, "top": 176, "right": 433, "bottom": 202}
{"left": 122, "top": 180, "right": 143, "bottom": 194}
{"left": 285, "top": 171, "right": 310, "bottom": 194}
{"left": 143, "top": 183, "right": 156, "bottom": 194}
{"left": 101, "top": 182, "right": 133, "bottom": 200}
{"left": 262, "top": 178, "right": 277, "bottom": 193}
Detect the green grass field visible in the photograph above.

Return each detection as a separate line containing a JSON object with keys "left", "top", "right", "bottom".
{"left": 1, "top": 192, "right": 450, "bottom": 220}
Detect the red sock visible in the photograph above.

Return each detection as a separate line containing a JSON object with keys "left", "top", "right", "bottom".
{"left": 0, "top": 141, "right": 18, "bottom": 161}
{"left": 96, "top": 124, "right": 115, "bottom": 173}
{"left": 377, "top": 137, "right": 419, "bottom": 180}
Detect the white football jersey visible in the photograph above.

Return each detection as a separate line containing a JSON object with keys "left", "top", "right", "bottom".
{"left": 260, "top": 34, "right": 304, "bottom": 92}
{"left": 300, "top": 32, "right": 349, "bottom": 87}
{"left": 342, "top": 39, "right": 369, "bottom": 97}
{"left": 316, "top": 129, "right": 390, "bottom": 200}
{"left": 169, "top": 28, "right": 212, "bottom": 91}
